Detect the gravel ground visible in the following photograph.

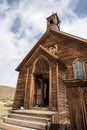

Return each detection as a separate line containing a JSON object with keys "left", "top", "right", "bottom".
{"left": 0, "top": 101, "right": 12, "bottom": 123}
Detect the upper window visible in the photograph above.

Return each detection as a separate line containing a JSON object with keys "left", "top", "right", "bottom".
{"left": 75, "top": 61, "right": 84, "bottom": 80}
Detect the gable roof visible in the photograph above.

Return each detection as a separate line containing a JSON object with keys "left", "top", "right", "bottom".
{"left": 16, "top": 28, "right": 87, "bottom": 71}
{"left": 23, "top": 45, "right": 67, "bottom": 71}
{"left": 52, "top": 28, "right": 87, "bottom": 43}
{"left": 39, "top": 46, "right": 67, "bottom": 70}
{"left": 25, "top": 45, "right": 58, "bottom": 66}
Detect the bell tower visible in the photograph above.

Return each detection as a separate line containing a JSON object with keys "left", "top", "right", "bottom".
{"left": 46, "top": 13, "right": 60, "bottom": 31}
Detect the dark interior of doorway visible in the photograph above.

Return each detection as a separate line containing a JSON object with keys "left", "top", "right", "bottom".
{"left": 35, "top": 74, "right": 49, "bottom": 107}
{"left": 44, "top": 79, "right": 49, "bottom": 106}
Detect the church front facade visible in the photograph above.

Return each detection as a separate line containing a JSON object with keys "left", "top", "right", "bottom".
{"left": 13, "top": 13, "right": 87, "bottom": 130}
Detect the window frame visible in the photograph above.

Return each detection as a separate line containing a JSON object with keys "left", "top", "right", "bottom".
{"left": 73, "top": 59, "right": 85, "bottom": 80}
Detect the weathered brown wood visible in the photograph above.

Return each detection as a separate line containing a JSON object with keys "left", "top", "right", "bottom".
{"left": 11, "top": 13, "right": 87, "bottom": 130}
{"left": 64, "top": 80, "right": 87, "bottom": 130}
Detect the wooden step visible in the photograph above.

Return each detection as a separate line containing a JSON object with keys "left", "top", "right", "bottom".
{"left": 9, "top": 113, "right": 51, "bottom": 124}
{"left": 0, "top": 123, "right": 38, "bottom": 130}
{"left": 11, "top": 109, "right": 57, "bottom": 118}
{"left": 3, "top": 117, "right": 47, "bottom": 130}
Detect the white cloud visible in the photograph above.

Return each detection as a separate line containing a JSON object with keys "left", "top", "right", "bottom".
{"left": 61, "top": 16, "right": 87, "bottom": 38}
{"left": 0, "top": 0, "right": 87, "bottom": 87}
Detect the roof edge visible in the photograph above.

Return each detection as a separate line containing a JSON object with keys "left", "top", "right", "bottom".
{"left": 16, "top": 30, "right": 51, "bottom": 71}
{"left": 51, "top": 28, "right": 87, "bottom": 43}
{"left": 16, "top": 28, "right": 87, "bottom": 71}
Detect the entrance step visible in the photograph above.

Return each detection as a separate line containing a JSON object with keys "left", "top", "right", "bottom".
{"left": 0, "top": 109, "right": 58, "bottom": 130}
{"left": 0, "top": 123, "right": 38, "bottom": 130}
{"left": 32, "top": 107, "right": 49, "bottom": 111}
{"left": 9, "top": 113, "right": 50, "bottom": 124}
{"left": 11, "top": 109, "right": 57, "bottom": 118}
{"left": 3, "top": 117, "right": 47, "bottom": 130}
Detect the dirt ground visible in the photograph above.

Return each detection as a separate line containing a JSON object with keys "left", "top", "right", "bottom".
{"left": 0, "top": 101, "right": 12, "bottom": 123}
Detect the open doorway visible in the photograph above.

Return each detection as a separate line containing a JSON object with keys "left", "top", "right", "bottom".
{"left": 33, "top": 56, "right": 49, "bottom": 107}
{"left": 44, "top": 79, "right": 49, "bottom": 106}
{"left": 35, "top": 74, "right": 49, "bottom": 107}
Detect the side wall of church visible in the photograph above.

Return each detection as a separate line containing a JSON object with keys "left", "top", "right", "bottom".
{"left": 58, "top": 65, "right": 70, "bottom": 124}
{"left": 42, "top": 32, "right": 87, "bottom": 126}
{"left": 42, "top": 32, "right": 87, "bottom": 80}
{"left": 13, "top": 68, "right": 27, "bottom": 109}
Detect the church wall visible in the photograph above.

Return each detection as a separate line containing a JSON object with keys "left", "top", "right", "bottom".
{"left": 42, "top": 32, "right": 87, "bottom": 81}
{"left": 56, "top": 38, "right": 87, "bottom": 127}
{"left": 58, "top": 65, "right": 70, "bottom": 125}
{"left": 41, "top": 32, "right": 87, "bottom": 126}
{"left": 56, "top": 39, "right": 87, "bottom": 80}
{"left": 13, "top": 68, "right": 27, "bottom": 109}
{"left": 50, "top": 63, "right": 58, "bottom": 110}
{"left": 24, "top": 66, "right": 33, "bottom": 109}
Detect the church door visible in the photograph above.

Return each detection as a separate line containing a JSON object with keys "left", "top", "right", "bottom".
{"left": 67, "top": 87, "right": 87, "bottom": 130}
{"left": 34, "top": 56, "right": 49, "bottom": 107}
{"left": 35, "top": 75, "right": 49, "bottom": 107}
{"left": 35, "top": 76, "right": 43, "bottom": 106}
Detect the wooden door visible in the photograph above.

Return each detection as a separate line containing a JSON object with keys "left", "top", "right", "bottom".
{"left": 83, "top": 88, "right": 87, "bottom": 127}
{"left": 67, "top": 87, "right": 87, "bottom": 130}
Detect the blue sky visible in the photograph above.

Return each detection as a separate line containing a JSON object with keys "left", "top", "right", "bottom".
{"left": 0, "top": 0, "right": 87, "bottom": 87}
{"left": 74, "top": 0, "right": 87, "bottom": 17}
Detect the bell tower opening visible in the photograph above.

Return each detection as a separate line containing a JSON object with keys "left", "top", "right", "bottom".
{"left": 34, "top": 57, "right": 49, "bottom": 107}
{"left": 46, "top": 12, "right": 60, "bottom": 30}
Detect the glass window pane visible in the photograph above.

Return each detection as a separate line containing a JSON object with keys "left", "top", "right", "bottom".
{"left": 75, "top": 61, "right": 84, "bottom": 80}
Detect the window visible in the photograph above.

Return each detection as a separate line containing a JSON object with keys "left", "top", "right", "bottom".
{"left": 50, "top": 19, "right": 54, "bottom": 24}
{"left": 75, "top": 61, "right": 84, "bottom": 80}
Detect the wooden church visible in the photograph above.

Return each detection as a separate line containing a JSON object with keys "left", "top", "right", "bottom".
{"left": 0, "top": 13, "right": 87, "bottom": 130}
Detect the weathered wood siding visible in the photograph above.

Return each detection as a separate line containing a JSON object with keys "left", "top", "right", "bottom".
{"left": 24, "top": 68, "right": 31, "bottom": 109}
{"left": 13, "top": 68, "right": 27, "bottom": 109}
{"left": 58, "top": 65, "right": 70, "bottom": 125}
{"left": 13, "top": 31, "right": 87, "bottom": 129}
{"left": 43, "top": 32, "right": 87, "bottom": 74}
{"left": 42, "top": 32, "right": 87, "bottom": 128}
{"left": 50, "top": 64, "right": 58, "bottom": 110}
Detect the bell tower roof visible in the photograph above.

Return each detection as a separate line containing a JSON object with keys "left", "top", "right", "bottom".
{"left": 46, "top": 13, "right": 60, "bottom": 31}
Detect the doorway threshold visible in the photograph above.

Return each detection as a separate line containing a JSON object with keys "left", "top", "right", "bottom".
{"left": 32, "top": 106, "right": 49, "bottom": 111}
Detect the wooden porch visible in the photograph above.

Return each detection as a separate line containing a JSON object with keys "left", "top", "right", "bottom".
{"left": 0, "top": 109, "right": 59, "bottom": 130}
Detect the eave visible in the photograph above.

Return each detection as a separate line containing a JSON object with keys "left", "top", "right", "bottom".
{"left": 51, "top": 28, "right": 87, "bottom": 43}
{"left": 16, "top": 30, "right": 51, "bottom": 71}
{"left": 25, "top": 45, "right": 66, "bottom": 70}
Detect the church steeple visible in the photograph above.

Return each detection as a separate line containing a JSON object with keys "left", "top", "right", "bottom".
{"left": 46, "top": 13, "right": 60, "bottom": 31}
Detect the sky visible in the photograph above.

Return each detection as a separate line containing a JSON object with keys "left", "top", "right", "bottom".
{"left": 0, "top": 0, "right": 87, "bottom": 87}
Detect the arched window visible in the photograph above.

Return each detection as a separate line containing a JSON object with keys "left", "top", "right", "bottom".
{"left": 75, "top": 61, "right": 84, "bottom": 80}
